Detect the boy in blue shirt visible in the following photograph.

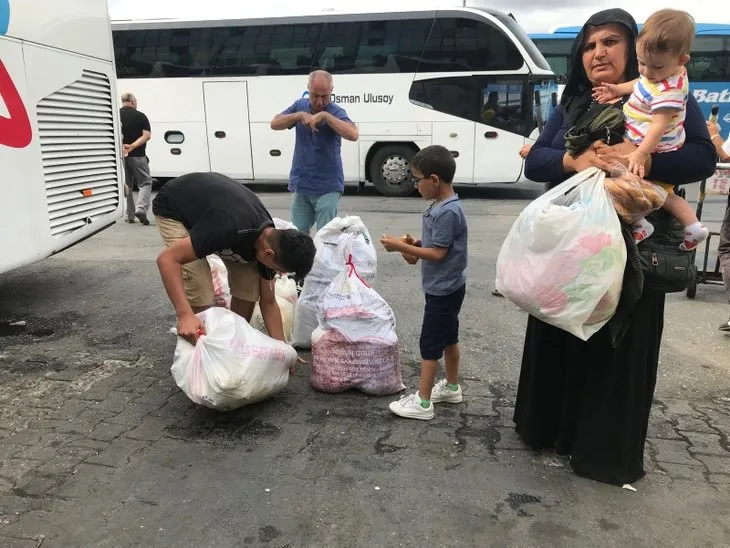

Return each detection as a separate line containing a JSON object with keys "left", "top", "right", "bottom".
{"left": 380, "top": 145, "right": 468, "bottom": 420}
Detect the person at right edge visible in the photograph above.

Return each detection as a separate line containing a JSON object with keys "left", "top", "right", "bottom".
{"left": 516, "top": 8, "right": 716, "bottom": 486}
{"left": 708, "top": 121, "right": 730, "bottom": 332}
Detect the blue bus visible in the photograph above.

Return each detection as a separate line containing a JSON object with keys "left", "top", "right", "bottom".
{"left": 529, "top": 23, "right": 730, "bottom": 126}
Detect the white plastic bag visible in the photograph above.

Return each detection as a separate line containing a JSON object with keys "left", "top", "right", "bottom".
{"left": 292, "top": 216, "right": 377, "bottom": 348}
{"left": 207, "top": 255, "right": 231, "bottom": 309}
{"left": 250, "top": 275, "right": 298, "bottom": 344}
{"left": 311, "top": 261, "right": 404, "bottom": 396}
{"left": 495, "top": 167, "right": 627, "bottom": 341}
{"left": 273, "top": 217, "right": 298, "bottom": 231}
{"left": 171, "top": 307, "right": 295, "bottom": 411}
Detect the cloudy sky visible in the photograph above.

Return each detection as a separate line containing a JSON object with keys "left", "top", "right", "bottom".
{"left": 107, "top": 0, "right": 723, "bottom": 33}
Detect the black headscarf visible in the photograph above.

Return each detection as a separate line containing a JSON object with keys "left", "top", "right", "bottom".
{"left": 561, "top": 8, "right": 639, "bottom": 127}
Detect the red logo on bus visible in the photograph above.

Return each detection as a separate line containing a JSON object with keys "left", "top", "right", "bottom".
{"left": 0, "top": 59, "right": 32, "bottom": 148}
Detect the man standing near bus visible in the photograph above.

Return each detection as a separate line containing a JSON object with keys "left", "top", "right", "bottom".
{"left": 120, "top": 92, "right": 153, "bottom": 225}
{"left": 270, "top": 70, "right": 359, "bottom": 233}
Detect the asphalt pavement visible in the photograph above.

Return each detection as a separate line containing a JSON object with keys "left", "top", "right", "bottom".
{"left": 0, "top": 182, "right": 728, "bottom": 547}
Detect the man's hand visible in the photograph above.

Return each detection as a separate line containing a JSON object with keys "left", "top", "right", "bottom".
{"left": 298, "top": 112, "right": 313, "bottom": 128}
{"left": 592, "top": 83, "right": 621, "bottom": 103}
{"left": 303, "top": 111, "right": 327, "bottom": 132}
{"left": 177, "top": 313, "right": 205, "bottom": 345}
{"left": 290, "top": 355, "right": 307, "bottom": 375}
{"left": 123, "top": 144, "right": 131, "bottom": 157}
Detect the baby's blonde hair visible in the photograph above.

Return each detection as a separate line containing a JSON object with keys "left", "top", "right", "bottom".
{"left": 637, "top": 9, "right": 695, "bottom": 57}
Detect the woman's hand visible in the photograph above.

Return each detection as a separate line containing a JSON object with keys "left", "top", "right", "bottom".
{"left": 562, "top": 146, "right": 612, "bottom": 174}
{"left": 519, "top": 143, "right": 532, "bottom": 159}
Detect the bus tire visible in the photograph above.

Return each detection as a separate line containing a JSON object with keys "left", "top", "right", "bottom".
{"left": 370, "top": 145, "right": 416, "bottom": 197}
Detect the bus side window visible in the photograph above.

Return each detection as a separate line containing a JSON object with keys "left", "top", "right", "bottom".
{"left": 418, "top": 17, "right": 523, "bottom": 73}
{"left": 311, "top": 19, "right": 432, "bottom": 75}
{"left": 479, "top": 77, "right": 528, "bottom": 136}
{"left": 409, "top": 77, "right": 479, "bottom": 122}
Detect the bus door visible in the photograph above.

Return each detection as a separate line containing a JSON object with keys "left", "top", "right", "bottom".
{"left": 203, "top": 81, "right": 253, "bottom": 179}
{"left": 473, "top": 76, "right": 527, "bottom": 183}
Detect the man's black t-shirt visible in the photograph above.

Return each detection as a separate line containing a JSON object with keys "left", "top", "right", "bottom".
{"left": 152, "top": 172, "right": 275, "bottom": 280}
{"left": 120, "top": 106, "right": 151, "bottom": 157}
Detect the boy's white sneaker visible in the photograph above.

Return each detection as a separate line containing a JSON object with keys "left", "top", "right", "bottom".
{"left": 389, "top": 392, "right": 434, "bottom": 420}
{"left": 430, "top": 379, "right": 463, "bottom": 403}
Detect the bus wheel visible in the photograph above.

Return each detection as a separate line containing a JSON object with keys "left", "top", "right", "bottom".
{"left": 371, "top": 145, "right": 416, "bottom": 197}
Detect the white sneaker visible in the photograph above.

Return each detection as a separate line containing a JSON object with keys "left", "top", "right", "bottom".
{"left": 632, "top": 219, "right": 654, "bottom": 243}
{"left": 430, "top": 379, "right": 463, "bottom": 403}
{"left": 389, "top": 392, "right": 434, "bottom": 420}
{"left": 680, "top": 223, "right": 710, "bottom": 252}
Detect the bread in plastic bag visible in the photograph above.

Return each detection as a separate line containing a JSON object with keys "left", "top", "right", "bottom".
{"left": 603, "top": 163, "right": 668, "bottom": 225}
{"left": 311, "top": 258, "right": 404, "bottom": 396}
{"left": 171, "top": 307, "right": 295, "bottom": 411}
{"left": 495, "top": 167, "right": 627, "bottom": 341}
{"left": 292, "top": 216, "right": 377, "bottom": 348}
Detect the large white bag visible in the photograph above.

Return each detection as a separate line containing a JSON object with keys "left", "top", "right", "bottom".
{"left": 311, "top": 262, "right": 404, "bottom": 396}
{"left": 250, "top": 275, "right": 298, "bottom": 344}
{"left": 292, "top": 216, "right": 377, "bottom": 348}
{"left": 495, "top": 167, "right": 627, "bottom": 341}
{"left": 171, "top": 307, "right": 295, "bottom": 411}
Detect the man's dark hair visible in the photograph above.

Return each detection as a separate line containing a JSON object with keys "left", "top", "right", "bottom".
{"left": 411, "top": 145, "right": 456, "bottom": 183}
{"left": 272, "top": 229, "right": 316, "bottom": 280}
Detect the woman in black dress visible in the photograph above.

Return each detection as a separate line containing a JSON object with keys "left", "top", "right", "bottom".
{"left": 514, "top": 8, "right": 717, "bottom": 485}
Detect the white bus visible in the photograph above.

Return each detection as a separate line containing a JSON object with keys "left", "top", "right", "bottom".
{"left": 112, "top": 3, "right": 557, "bottom": 197}
{"left": 0, "top": 0, "right": 124, "bottom": 275}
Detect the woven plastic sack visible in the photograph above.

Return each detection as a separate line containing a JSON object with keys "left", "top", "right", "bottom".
{"left": 292, "top": 216, "right": 377, "bottom": 348}
{"left": 311, "top": 258, "right": 404, "bottom": 396}
{"left": 171, "top": 307, "right": 295, "bottom": 411}
{"left": 495, "top": 167, "right": 627, "bottom": 341}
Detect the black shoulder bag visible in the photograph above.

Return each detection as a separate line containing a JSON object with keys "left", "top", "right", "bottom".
{"left": 636, "top": 209, "right": 696, "bottom": 293}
